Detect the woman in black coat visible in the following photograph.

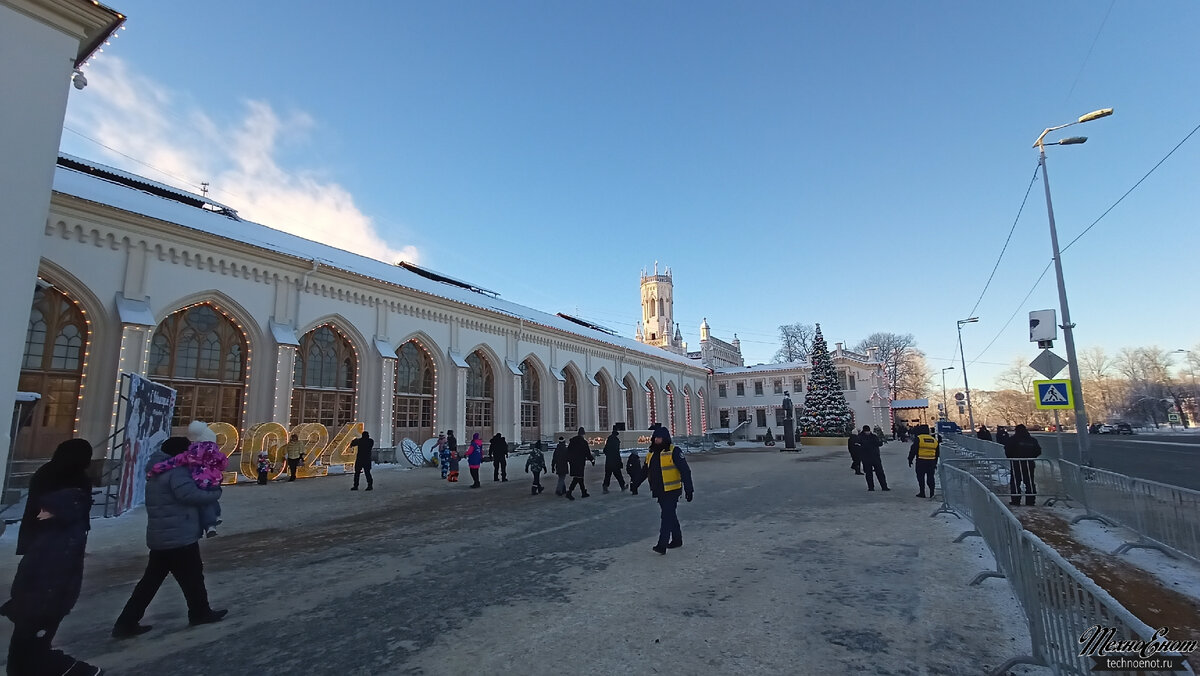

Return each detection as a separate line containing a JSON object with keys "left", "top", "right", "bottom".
{"left": 565, "top": 427, "right": 594, "bottom": 498}
{"left": 2, "top": 438, "right": 100, "bottom": 675}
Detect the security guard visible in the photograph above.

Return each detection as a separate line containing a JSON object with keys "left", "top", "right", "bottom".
{"left": 907, "top": 425, "right": 939, "bottom": 498}
{"left": 645, "top": 427, "right": 694, "bottom": 555}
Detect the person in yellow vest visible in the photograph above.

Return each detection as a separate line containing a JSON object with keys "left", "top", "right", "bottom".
{"left": 284, "top": 434, "right": 304, "bottom": 481}
{"left": 645, "top": 427, "right": 694, "bottom": 555}
{"left": 907, "top": 425, "right": 940, "bottom": 498}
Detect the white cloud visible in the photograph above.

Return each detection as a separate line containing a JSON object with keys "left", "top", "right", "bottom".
{"left": 64, "top": 58, "right": 418, "bottom": 264}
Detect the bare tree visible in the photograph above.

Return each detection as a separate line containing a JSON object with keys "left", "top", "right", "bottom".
{"left": 855, "top": 332, "right": 931, "bottom": 399}
{"left": 773, "top": 323, "right": 814, "bottom": 363}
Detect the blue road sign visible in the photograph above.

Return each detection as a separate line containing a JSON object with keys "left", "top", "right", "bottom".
{"left": 1033, "top": 379, "right": 1073, "bottom": 410}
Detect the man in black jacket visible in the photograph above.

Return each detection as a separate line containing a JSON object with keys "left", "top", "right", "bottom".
{"left": 601, "top": 426, "right": 626, "bottom": 493}
{"left": 846, "top": 432, "right": 863, "bottom": 475}
{"left": 1003, "top": 424, "right": 1041, "bottom": 506}
{"left": 857, "top": 425, "right": 888, "bottom": 492}
{"left": 565, "top": 427, "right": 594, "bottom": 498}
{"left": 551, "top": 436, "right": 570, "bottom": 499}
{"left": 350, "top": 430, "right": 374, "bottom": 491}
{"left": 489, "top": 433, "right": 508, "bottom": 482}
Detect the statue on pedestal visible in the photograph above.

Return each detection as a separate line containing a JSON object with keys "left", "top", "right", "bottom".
{"left": 782, "top": 392, "right": 797, "bottom": 450}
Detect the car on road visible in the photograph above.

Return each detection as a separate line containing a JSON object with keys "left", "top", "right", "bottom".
{"left": 1115, "top": 423, "right": 1134, "bottom": 435}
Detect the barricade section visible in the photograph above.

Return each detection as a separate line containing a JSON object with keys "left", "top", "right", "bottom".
{"left": 934, "top": 463, "right": 1196, "bottom": 675}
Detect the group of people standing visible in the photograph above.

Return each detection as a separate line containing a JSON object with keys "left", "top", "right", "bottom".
{"left": 977, "top": 424, "right": 1042, "bottom": 506}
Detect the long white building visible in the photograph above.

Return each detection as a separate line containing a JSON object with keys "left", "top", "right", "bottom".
{"left": 10, "top": 154, "right": 711, "bottom": 484}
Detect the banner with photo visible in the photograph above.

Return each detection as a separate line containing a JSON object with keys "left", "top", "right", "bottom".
{"left": 117, "top": 374, "right": 176, "bottom": 513}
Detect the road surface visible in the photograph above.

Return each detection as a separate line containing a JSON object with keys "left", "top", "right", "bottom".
{"left": 0, "top": 444, "right": 1041, "bottom": 675}
{"left": 1034, "top": 432, "right": 1200, "bottom": 490}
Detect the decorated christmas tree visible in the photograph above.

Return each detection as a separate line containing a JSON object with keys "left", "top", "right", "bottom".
{"left": 798, "top": 324, "right": 855, "bottom": 437}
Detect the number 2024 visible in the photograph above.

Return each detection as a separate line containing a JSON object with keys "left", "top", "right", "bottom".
{"left": 205, "top": 421, "right": 364, "bottom": 484}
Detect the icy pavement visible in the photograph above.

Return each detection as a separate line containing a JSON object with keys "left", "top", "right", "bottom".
{"left": 1, "top": 442, "right": 1047, "bottom": 675}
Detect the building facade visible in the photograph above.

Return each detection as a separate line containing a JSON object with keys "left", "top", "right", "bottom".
{"left": 0, "top": 0, "right": 124, "bottom": 493}
{"left": 634, "top": 264, "right": 686, "bottom": 355}
{"left": 711, "top": 344, "right": 890, "bottom": 440}
{"left": 10, "top": 156, "right": 712, "bottom": 484}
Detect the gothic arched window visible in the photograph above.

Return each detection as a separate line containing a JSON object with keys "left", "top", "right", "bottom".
{"left": 149, "top": 303, "right": 247, "bottom": 429}
{"left": 394, "top": 340, "right": 435, "bottom": 439}
{"left": 290, "top": 325, "right": 357, "bottom": 428}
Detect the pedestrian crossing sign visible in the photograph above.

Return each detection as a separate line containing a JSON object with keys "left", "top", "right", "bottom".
{"left": 1033, "top": 379, "right": 1073, "bottom": 410}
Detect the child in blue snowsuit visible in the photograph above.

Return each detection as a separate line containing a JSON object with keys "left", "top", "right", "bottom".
{"left": 436, "top": 433, "right": 450, "bottom": 479}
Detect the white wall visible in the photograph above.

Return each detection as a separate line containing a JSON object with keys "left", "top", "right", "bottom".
{"left": 0, "top": 4, "right": 85, "bottom": 474}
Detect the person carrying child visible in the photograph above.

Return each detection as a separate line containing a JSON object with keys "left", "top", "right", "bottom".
{"left": 149, "top": 422, "right": 226, "bottom": 537}
{"left": 525, "top": 441, "right": 546, "bottom": 495}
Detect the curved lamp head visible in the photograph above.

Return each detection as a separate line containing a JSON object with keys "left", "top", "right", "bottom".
{"left": 1078, "top": 108, "right": 1114, "bottom": 123}
{"left": 1057, "top": 136, "right": 1088, "bottom": 145}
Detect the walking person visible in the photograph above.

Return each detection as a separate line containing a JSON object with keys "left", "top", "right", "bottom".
{"left": 565, "top": 427, "right": 595, "bottom": 499}
{"left": 112, "top": 436, "right": 227, "bottom": 638}
{"left": 466, "top": 433, "right": 484, "bottom": 488}
{"left": 489, "top": 433, "right": 509, "bottom": 482}
{"left": 551, "top": 437, "right": 569, "bottom": 499}
{"left": 858, "top": 425, "right": 889, "bottom": 492}
{"left": 2, "top": 439, "right": 102, "bottom": 675}
{"left": 907, "top": 425, "right": 939, "bottom": 499}
{"left": 601, "top": 426, "right": 627, "bottom": 494}
{"left": 436, "top": 433, "right": 450, "bottom": 479}
{"left": 349, "top": 431, "right": 374, "bottom": 491}
{"left": 846, "top": 431, "right": 863, "bottom": 475}
{"left": 446, "top": 431, "right": 460, "bottom": 483}
{"left": 626, "top": 449, "right": 644, "bottom": 495}
{"left": 1003, "top": 424, "right": 1042, "bottom": 506}
{"left": 525, "top": 441, "right": 546, "bottom": 495}
{"left": 284, "top": 433, "right": 304, "bottom": 481}
{"left": 644, "top": 427, "right": 694, "bottom": 555}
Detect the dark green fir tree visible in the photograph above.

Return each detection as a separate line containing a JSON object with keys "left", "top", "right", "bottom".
{"left": 798, "top": 324, "right": 855, "bottom": 436}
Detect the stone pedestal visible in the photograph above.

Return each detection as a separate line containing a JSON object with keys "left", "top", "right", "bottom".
{"left": 783, "top": 418, "right": 796, "bottom": 450}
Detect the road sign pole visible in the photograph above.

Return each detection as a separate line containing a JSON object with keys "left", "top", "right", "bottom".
{"left": 1053, "top": 410, "right": 1064, "bottom": 461}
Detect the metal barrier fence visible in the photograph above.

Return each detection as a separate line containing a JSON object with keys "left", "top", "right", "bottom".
{"left": 937, "top": 463, "right": 1195, "bottom": 675}
{"left": 941, "top": 455, "right": 1073, "bottom": 508}
{"left": 1059, "top": 460, "right": 1200, "bottom": 565}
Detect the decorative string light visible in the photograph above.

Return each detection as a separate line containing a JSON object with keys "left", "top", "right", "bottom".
{"left": 666, "top": 384, "right": 676, "bottom": 435}
{"left": 61, "top": 289, "right": 92, "bottom": 437}
{"left": 685, "top": 389, "right": 693, "bottom": 435}
{"left": 699, "top": 389, "right": 707, "bottom": 434}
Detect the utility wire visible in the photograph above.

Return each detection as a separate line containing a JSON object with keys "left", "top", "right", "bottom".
{"left": 968, "top": 262, "right": 1053, "bottom": 366}
{"left": 62, "top": 126, "right": 213, "bottom": 196}
{"left": 1063, "top": 0, "right": 1116, "bottom": 104}
{"left": 965, "top": 163, "right": 1041, "bottom": 319}
{"left": 1061, "top": 120, "right": 1200, "bottom": 253}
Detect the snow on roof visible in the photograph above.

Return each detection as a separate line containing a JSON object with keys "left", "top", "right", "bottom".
{"left": 715, "top": 361, "right": 810, "bottom": 375}
{"left": 51, "top": 157, "right": 701, "bottom": 369}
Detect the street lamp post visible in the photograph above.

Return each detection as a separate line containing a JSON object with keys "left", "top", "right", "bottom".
{"left": 1033, "top": 107, "right": 1112, "bottom": 466}
{"left": 941, "top": 366, "right": 955, "bottom": 423}
{"left": 1173, "top": 349, "right": 1197, "bottom": 428}
{"left": 957, "top": 318, "right": 978, "bottom": 434}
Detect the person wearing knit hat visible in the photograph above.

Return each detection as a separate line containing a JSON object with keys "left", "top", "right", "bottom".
{"left": 644, "top": 427, "right": 694, "bottom": 555}
{"left": 565, "top": 427, "right": 595, "bottom": 499}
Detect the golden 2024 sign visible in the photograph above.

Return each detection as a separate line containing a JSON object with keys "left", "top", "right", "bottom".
{"left": 206, "top": 422, "right": 364, "bottom": 484}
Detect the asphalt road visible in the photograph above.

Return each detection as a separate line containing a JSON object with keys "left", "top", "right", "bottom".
{"left": 1033, "top": 432, "right": 1200, "bottom": 491}
{"left": 0, "top": 445, "right": 1038, "bottom": 675}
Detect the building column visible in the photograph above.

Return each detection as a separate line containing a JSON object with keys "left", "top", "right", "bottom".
{"left": 509, "top": 371, "right": 521, "bottom": 442}
{"left": 378, "top": 356, "right": 396, "bottom": 448}
{"left": 453, "top": 365, "right": 467, "bottom": 440}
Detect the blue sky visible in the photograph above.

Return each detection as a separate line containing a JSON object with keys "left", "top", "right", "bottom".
{"left": 61, "top": 1, "right": 1200, "bottom": 392}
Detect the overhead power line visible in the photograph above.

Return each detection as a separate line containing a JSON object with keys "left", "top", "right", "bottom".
{"left": 1061, "top": 119, "right": 1200, "bottom": 253}
{"left": 965, "top": 163, "right": 1041, "bottom": 319}
{"left": 969, "top": 262, "right": 1053, "bottom": 366}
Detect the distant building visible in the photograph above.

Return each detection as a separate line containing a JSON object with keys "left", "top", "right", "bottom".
{"left": 635, "top": 264, "right": 744, "bottom": 369}
{"left": 711, "top": 344, "right": 891, "bottom": 440}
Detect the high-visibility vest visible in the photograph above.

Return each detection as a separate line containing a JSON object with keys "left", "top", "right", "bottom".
{"left": 917, "top": 435, "right": 939, "bottom": 460}
{"left": 654, "top": 445, "right": 682, "bottom": 492}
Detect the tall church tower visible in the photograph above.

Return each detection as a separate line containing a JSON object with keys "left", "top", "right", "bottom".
{"left": 636, "top": 262, "right": 686, "bottom": 355}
